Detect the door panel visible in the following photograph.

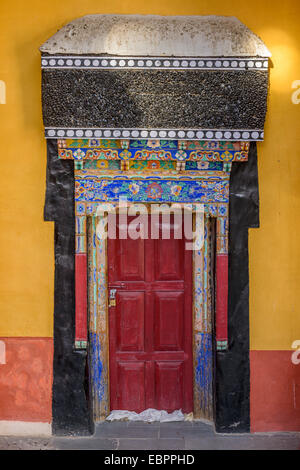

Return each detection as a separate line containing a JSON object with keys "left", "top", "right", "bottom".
{"left": 116, "top": 291, "right": 145, "bottom": 352}
{"left": 155, "top": 361, "right": 183, "bottom": 412}
{"left": 108, "top": 213, "right": 193, "bottom": 413}
{"left": 154, "top": 237, "right": 184, "bottom": 281}
{"left": 118, "top": 237, "right": 145, "bottom": 281}
{"left": 153, "top": 291, "right": 184, "bottom": 351}
{"left": 117, "top": 362, "right": 145, "bottom": 411}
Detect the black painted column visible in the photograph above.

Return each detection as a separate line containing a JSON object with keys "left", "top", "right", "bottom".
{"left": 215, "top": 143, "right": 259, "bottom": 432}
{"left": 44, "top": 140, "right": 91, "bottom": 435}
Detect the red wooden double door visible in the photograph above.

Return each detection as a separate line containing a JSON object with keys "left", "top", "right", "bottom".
{"left": 108, "top": 214, "right": 193, "bottom": 413}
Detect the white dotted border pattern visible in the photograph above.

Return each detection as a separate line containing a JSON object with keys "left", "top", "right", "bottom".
{"left": 45, "top": 128, "right": 264, "bottom": 141}
{"left": 41, "top": 56, "right": 269, "bottom": 71}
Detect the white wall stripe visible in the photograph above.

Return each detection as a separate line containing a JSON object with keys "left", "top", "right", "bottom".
{"left": 0, "top": 421, "right": 52, "bottom": 436}
{"left": 0, "top": 341, "right": 5, "bottom": 365}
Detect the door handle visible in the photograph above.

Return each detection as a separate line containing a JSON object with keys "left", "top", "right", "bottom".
{"left": 109, "top": 289, "right": 117, "bottom": 307}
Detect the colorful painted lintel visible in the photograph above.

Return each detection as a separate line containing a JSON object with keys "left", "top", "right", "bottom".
{"left": 74, "top": 173, "right": 229, "bottom": 204}
{"left": 59, "top": 147, "right": 248, "bottom": 162}
{"left": 57, "top": 139, "right": 249, "bottom": 162}
{"left": 58, "top": 138, "right": 249, "bottom": 152}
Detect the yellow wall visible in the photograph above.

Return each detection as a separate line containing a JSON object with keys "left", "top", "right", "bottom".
{"left": 0, "top": 0, "right": 299, "bottom": 347}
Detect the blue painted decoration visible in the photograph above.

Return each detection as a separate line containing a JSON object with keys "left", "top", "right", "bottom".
{"left": 195, "top": 332, "right": 213, "bottom": 419}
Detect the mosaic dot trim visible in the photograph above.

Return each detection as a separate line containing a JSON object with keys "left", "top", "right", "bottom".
{"left": 42, "top": 56, "right": 269, "bottom": 71}
{"left": 45, "top": 127, "right": 264, "bottom": 141}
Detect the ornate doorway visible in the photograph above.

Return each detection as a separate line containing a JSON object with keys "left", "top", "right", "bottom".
{"left": 86, "top": 201, "right": 217, "bottom": 422}
{"left": 41, "top": 14, "right": 269, "bottom": 434}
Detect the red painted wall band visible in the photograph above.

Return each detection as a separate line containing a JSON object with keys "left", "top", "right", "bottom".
{"left": 250, "top": 351, "right": 300, "bottom": 432}
{"left": 215, "top": 254, "right": 228, "bottom": 342}
{"left": 75, "top": 253, "right": 87, "bottom": 342}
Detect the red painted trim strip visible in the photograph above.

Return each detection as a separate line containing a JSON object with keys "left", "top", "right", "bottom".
{"left": 215, "top": 254, "right": 228, "bottom": 344}
{"left": 75, "top": 253, "right": 87, "bottom": 342}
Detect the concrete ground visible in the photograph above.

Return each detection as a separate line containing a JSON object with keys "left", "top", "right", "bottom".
{"left": 0, "top": 421, "right": 299, "bottom": 450}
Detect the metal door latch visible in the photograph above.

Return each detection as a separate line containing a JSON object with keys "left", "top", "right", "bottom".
{"left": 109, "top": 289, "right": 117, "bottom": 307}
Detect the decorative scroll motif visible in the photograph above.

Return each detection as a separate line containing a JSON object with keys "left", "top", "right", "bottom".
{"left": 59, "top": 148, "right": 248, "bottom": 162}
{"left": 42, "top": 55, "right": 269, "bottom": 71}
{"left": 75, "top": 174, "right": 229, "bottom": 204}
{"left": 58, "top": 139, "right": 249, "bottom": 161}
